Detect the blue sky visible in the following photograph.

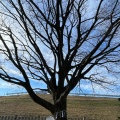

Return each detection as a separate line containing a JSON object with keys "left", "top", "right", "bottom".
{"left": 0, "top": 78, "right": 47, "bottom": 96}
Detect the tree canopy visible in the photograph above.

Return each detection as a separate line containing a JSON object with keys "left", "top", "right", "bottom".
{"left": 0, "top": 0, "right": 120, "bottom": 119}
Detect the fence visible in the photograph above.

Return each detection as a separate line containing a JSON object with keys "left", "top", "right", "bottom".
{"left": 0, "top": 115, "right": 45, "bottom": 120}
{"left": 6, "top": 92, "right": 120, "bottom": 98}
{"left": 70, "top": 93, "right": 120, "bottom": 98}
{"left": 0, "top": 115, "right": 91, "bottom": 120}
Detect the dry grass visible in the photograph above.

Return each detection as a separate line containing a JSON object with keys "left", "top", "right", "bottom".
{"left": 0, "top": 94, "right": 120, "bottom": 120}
{"left": 67, "top": 96, "right": 120, "bottom": 119}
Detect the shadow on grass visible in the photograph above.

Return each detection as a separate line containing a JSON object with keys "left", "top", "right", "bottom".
{"left": 117, "top": 117, "right": 120, "bottom": 120}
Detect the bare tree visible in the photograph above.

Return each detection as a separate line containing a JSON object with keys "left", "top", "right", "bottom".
{"left": 0, "top": 0, "right": 120, "bottom": 119}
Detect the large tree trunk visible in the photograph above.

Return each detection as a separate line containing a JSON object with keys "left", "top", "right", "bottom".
{"left": 26, "top": 85, "right": 68, "bottom": 120}
{"left": 52, "top": 96, "right": 67, "bottom": 120}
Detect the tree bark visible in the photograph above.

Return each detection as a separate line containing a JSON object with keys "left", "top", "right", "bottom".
{"left": 53, "top": 98, "right": 67, "bottom": 120}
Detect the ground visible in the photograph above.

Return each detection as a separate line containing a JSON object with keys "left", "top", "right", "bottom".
{"left": 0, "top": 94, "right": 120, "bottom": 120}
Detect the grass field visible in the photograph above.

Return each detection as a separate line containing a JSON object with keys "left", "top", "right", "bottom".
{"left": 0, "top": 94, "right": 120, "bottom": 120}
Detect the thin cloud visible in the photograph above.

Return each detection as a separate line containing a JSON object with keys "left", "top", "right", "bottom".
{"left": 77, "top": 80, "right": 120, "bottom": 95}
{"left": 0, "top": 80, "right": 21, "bottom": 89}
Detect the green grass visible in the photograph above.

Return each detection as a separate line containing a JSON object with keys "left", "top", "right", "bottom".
{"left": 0, "top": 94, "right": 120, "bottom": 120}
